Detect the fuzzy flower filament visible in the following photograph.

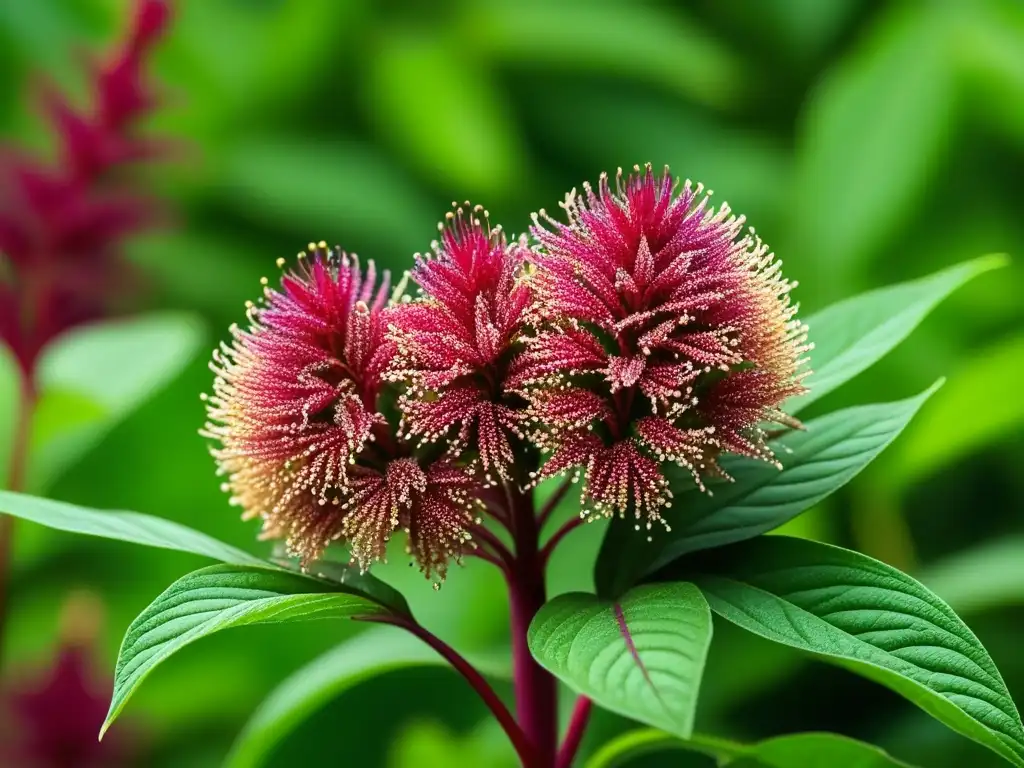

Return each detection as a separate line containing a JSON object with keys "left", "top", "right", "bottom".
{"left": 386, "top": 204, "right": 533, "bottom": 485}
{"left": 204, "top": 244, "right": 480, "bottom": 578}
{"left": 521, "top": 164, "right": 810, "bottom": 529}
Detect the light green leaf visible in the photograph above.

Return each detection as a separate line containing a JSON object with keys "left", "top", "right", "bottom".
{"left": 681, "top": 537, "right": 1024, "bottom": 767}
{"left": 227, "top": 627, "right": 443, "bottom": 768}
{"left": 528, "top": 583, "right": 712, "bottom": 737}
{"left": 363, "top": 30, "right": 526, "bottom": 199}
{"left": 218, "top": 138, "right": 436, "bottom": 259}
{"left": 103, "top": 563, "right": 389, "bottom": 736}
{"left": 791, "top": 256, "right": 1003, "bottom": 414}
{"left": 587, "top": 728, "right": 914, "bottom": 768}
{"left": 595, "top": 384, "right": 940, "bottom": 598}
{"left": 464, "top": 0, "right": 745, "bottom": 110}
{"left": 792, "top": 4, "right": 956, "bottom": 295}
{"left": 920, "top": 537, "right": 1024, "bottom": 617}
{"left": 887, "top": 333, "right": 1024, "bottom": 485}
{"left": 30, "top": 312, "right": 206, "bottom": 491}
{"left": 0, "top": 491, "right": 263, "bottom": 566}
{"left": 228, "top": 625, "right": 510, "bottom": 768}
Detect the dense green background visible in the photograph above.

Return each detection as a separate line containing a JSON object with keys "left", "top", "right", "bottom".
{"left": 1, "top": 0, "right": 1023, "bottom": 766}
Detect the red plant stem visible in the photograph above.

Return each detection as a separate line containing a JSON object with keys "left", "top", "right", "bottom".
{"left": 556, "top": 696, "right": 593, "bottom": 768}
{"left": 468, "top": 522, "right": 515, "bottom": 568}
{"left": 367, "top": 613, "right": 537, "bottom": 766}
{"left": 537, "top": 477, "right": 574, "bottom": 531}
{"left": 507, "top": 482, "right": 558, "bottom": 767}
{"left": 465, "top": 546, "right": 508, "bottom": 574}
{"left": 0, "top": 368, "right": 36, "bottom": 650}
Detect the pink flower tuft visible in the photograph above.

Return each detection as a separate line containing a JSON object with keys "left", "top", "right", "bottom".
{"left": 386, "top": 204, "right": 533, "bottom": 484}
{"left": 521, "top": 164, "right": 810, "bottom": 525}
{"left": 204, "top": 244, "right": 480, "bottom": 578}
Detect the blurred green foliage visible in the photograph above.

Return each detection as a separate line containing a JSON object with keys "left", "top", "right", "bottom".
{"left": 1, "top": 0, "right": 1022, "bottom": 766}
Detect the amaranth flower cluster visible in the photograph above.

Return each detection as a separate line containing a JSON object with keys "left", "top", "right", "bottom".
{"left": 205, "top": 166, "right": 810, "bottom": 578}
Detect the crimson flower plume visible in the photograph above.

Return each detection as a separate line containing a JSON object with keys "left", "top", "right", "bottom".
{"left": 519, "top": 164, "right": 810, "bottom": 528}
{"left": 386, "top": 203, "right": 533, "bottom": 484}
{"left": 204, "top": 244, "right": 480, "bottom": 578}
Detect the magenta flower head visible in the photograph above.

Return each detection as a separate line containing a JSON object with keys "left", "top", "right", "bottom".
{"left": 520, "top": 164, "right": 810, "bottom": 527}
{"left": 386, "top": 204, "right": 533, "bottom": 484}
{"left": 203, "top": 244, "right": 480, "bottom": 578}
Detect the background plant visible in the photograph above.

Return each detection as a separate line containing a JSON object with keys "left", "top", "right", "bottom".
{"left": 1, "top": 1, "right": 1023, "bottom": 766}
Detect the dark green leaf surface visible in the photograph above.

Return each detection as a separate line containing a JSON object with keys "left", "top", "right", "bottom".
{"left": 790, "top": 256, "right": 1003, "bottom": 414}
{"left": 0, "top": 491, "right": 263, "bottom": 566}
{"left": 596, "top": 384, "right": 939, "bottom": 597}
{"left": 682, "top": 537, "right": 1024, "bottom": 767}
{"left": 103, "top": 564, "right": 388, "bottom": 736}
{"left": 586, "top": 728, "right": 914, "bottom": 768}
{"left": 792, "top": 5, "right": 956, "bottom": 294}
{"left": 528, "top": 583, "right": 712, "bottom": 736}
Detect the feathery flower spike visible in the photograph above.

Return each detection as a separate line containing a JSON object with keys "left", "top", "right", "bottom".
{"left": 386, "top": 203, "right": 533, "bottom": 485}
{"left": 204, "top": 245, "right": 478, "bottom": 578}
{"left": 522, "top": 164, "right": 810, "bottom": 527}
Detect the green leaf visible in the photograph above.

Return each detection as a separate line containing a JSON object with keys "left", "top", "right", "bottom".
{"left": 218, "top": 138, "right": 436, "bottom": 259}
{"left": 887, "top": 333, "right": 1024, "bottom": 485}
{"left": 528, "top": 583, "right": 712, "bottom": 737}
{"left": 586, "top": 729, "right": 914, "bottom": 768}
{"left": 464, "top": 0, "right": 745, "bottom": 110}
{"left": 362, "top": 29, "right": 526, "bottom": 199}
{"left": 679, "top": 537, "right": 1024, "bottom": 767}
{"left": 790, "top": 256, "right": 1003, "bottom": 414}
{"left": 30, "top": 312, "right": 206, "bottom": 491}
{"left": 226, "top": 627, "right": 442, "bottom": 768}
{"left": 103, "top": 563, "right": 389, "bottom": 736}
{"left": 228, "top": 626, "right": 510, "bottom": 768}
{"left": 792, "top": 4, "right": 956, "bottom": 296}
{"left": 595, "top": 383, "right": 940, "bottom": 598}
{"left": 0, "top": 491, "right": 263, "bottom": 566}
{"left": 920, "top": 537, "right": 1024, "bottom": 617}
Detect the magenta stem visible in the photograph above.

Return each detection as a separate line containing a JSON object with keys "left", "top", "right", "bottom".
{"left": 556, "top": 696, "right": 593, "bottom": 768}
{"left": 0, "top": 369, "right": 36, "bottom": 651}
{"left": 468, "top": 522, "right": 515, "bottom": 569}
{"left": 367, "top": 613, "right": 537, "bottom": 766}
{"left": 507, "top": 482, "right": 559, "bottom": 767}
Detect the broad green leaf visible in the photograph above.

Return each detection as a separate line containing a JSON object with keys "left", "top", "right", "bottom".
{"left": 280, "top": 555, "right": 410, "bottom": 618}
{"left": 586, "top": 728, "right": 914, "bottom": 768}
{"left": 888, "top": 333, "right": 1024, "bottom": 485}
{"left": 363, "top": 30, "right": 526, "bottom": 199}
{"left": 595, "top": 383, "right": 940, "bottom": 598}
{"left": 679, "top": 537, "right": 1024, "bottom": 767}
{"left": 921, "top": 537, "right": 1024, "bottom": 617}
{"left": 227, "top": 627, "right": 444, "bottom": 768}
{"left": 30, "top": 312, "right": 206, "bottom": 491}
{"left": 103, "top": 563, "right": 389, "bottom": 736}
{"left": 218, "top": 138, "right": 436, "bottom": 260}
{"left": 792, "top": 4, "right": 955, "bottom": 297}
{"left": 0, "top": 491, "right": 263, "bottom": 566}
{"left": 464, "top": 0, "right": 745, "bottom": 110}
{"left": 528, "top": 583, "right": 712, "bottom": 737}
{"left": 0, "top": 491, "right": 411, "bottom": 616}
{"left": 790, "top": 256, "right": 1003, "bottom": 414}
